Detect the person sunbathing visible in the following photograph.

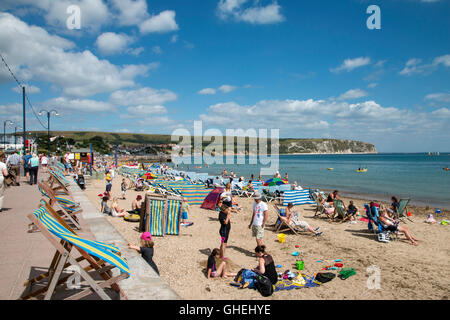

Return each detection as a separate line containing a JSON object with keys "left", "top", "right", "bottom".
{"left": 281, "top": 203, "right": 322, "bottom": 236}
{"left": 111, "top": 197, "right": 126, "bottom": 217}
{"left": 379, "top": 207, "right": 419, "bottom": 245}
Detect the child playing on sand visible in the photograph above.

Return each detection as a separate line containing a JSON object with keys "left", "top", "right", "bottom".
{"left": 121, "top": 178, "right": 127, "bottom": 200}
{"left": 345, "top": 201, "right": 359, "bottom": 221}
{"left": 206, "top": 248, "right": 234, "bottom": 279}
{"left": 100, "top": 196, "right": 111, "bottom": 215}
{"left": 181, "top": 199, "right": 190, "bottom": 226}
{"left": 111, "top": 197, "right": 126, "bottom": 217}
{"left": 128, "top": 232, "right": 159, "bottom": 275}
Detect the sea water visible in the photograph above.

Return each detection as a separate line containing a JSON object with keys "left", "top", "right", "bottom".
{"left": 174, "top": 153, "right": 450, "bottom": 209}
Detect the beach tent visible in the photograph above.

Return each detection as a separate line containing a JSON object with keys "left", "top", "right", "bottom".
{"left": 282, "top": 189, "right": 315, "bottom": 206}
{"left": 201, "top": 187, "right": 224, "bottom": 210}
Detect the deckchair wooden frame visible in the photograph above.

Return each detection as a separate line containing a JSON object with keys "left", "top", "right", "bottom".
{"left": 140, "top": 194, "right": 183, "bottom": 236}
{"left": 47, "top": 168, "right": 73, "bottom": 198}
{"left": 21, "top": 203, "right": 127, "bottom": 300}
{"left": 39, "top": 181, "right": 82, "bottom": 229}
{"left": 395, "top": 198, "right": 413, "bottom": 222}
{"left": 273, "top": 204, "right": 299, "bottom": 235}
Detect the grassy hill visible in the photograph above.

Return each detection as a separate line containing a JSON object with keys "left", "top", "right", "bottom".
{"left": 29, "top": 131, "right": 377, "bottom": 154}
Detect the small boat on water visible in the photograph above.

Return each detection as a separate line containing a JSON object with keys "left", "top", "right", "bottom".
{"left": 327, "top": 168, "right": 334, "bottom": 171}
{"left": 444, "top": 167, "right": 450, "bottom": 171}
{"left": 356, "top": 168, "right": 368, "bottom": 173}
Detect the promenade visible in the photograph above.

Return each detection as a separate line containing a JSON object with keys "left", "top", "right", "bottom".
{"left": 0, "top": 169, "right": 180, "bottom": 300}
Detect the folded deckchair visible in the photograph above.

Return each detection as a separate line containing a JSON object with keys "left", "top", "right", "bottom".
{"left": 165, "top": 199, "right": 182, "bottom": 236}
{"left": 395, "top": 198, "right": 413, "bottom": 222}
{"left": 282, "top": 190, "right": 315, "bottom": 206}
{"left": 333, "top": 199, "right": 347, "bottom": 222}
{"left": 39, "top": 181, "right": 82, "bottom": 229}
{"left": 49, "top": 167, "right": 71, "bottom": 186}
{"left": 141, "top": 194, "right": 184, "bottom": 236}
{"left": 47, "top": 168, "right": 72, "bottom": 197}
{"left": 22, "top": 204, "right": 129, "bottom": 300}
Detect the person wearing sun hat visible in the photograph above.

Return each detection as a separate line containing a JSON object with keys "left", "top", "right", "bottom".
{"left": 248, "top": 192, "right": 269, "bottom": 247}
{"left": 128, "top": 232, "right": 159, "bottom": 275}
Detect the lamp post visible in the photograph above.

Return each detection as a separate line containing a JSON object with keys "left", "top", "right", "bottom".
{"left": 14, "top": 126, "right": 22, "bottom": 148}
{"left": 39, "top": 109, "right": 59, "bottom": 156}
{"left": 3, "top": 120, "right": 13, "bottom": 151}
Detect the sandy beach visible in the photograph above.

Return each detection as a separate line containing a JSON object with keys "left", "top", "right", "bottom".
{"left": 85, "top": 175, "right": 450, "bottom": 300}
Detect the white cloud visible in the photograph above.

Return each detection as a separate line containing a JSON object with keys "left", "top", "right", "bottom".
{"left": 43, "top": 97, "right": 116, "bottom": 113}
{"left": 152, "top": 46, "right": 163, "bottom": 55}
{"left": 126, "top": 105, "right": 167, "bottom": 117}
{"left": 331, "top": 57, "right": 371, "bottom": 73}
{"left": 109, "top": 87, "right": 177, "bottom": 106}
{"left": 139, "top": 10, "right": 179, "bottom": 34}
{"left": 198, "top": 88, "right": 218, "bottom": 95}
{"left": 110, "top": 0, "right": 149, "bottom": 26}
{"left": 425, "top": 93, "right": 450, "bottom": 103}
{"left": 367, "top": 83, "right": 378, "bottom": 88}
{"left": 218, "top": 84, "right": 237, "bottom": 93}
{"left": 217, "top": 0, "right": 284, "bottom": 25}
{"left": 170, "top": 34, "right": 179, "bottom": 43}
{"left": 338, "top": 89, "right": 369, "bottom": 101}
{"left": 12, "top": 85, "right": 40, "bottom": 94}
{"left": 96, "top": 32, "right": 133, "bottom": 55}
{"left": 400, "top": 54, "right": 450, "bottom": 76}
{"left": 0, "top": 13, "right": 153, "bottom": 97}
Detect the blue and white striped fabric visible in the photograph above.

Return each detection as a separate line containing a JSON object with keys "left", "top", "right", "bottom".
{"left": 282, "top": 190, "right": 315, "bottom": 206}
{"left": 33, "top": 206, "right": 130, "bottom": 274}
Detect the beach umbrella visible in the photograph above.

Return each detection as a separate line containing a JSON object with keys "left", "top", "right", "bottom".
{"left": 263, "top": 178, "right": 288, "bottom": 186}
{"left": 142, "top": 172, "right": 157, "bottom": 179}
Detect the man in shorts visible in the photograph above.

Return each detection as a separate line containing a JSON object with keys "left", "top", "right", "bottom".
{"left": 248, "top": 192, "right": 268, "bottom": 247}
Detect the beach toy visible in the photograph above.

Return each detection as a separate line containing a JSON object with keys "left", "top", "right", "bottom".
{"left": 296, "top": 260, "right": 304, "bottom": 270}
{"left": 334, "top": 259, "right": 342, "bottom": 262}
{"left": 292, "top": 251, "right": 300, "bottom": 256}
{"left": 276, "top": 264, "right": 283, "bottom": 268}
{"left": 339, "top": 268, "right": 356, "bottom": 280}
{"left": 278, "top": 233, "right": 286, "bottom": 243}
{"left": 435, "top": 209, "right": 442, "bottom": 214}
{"left": 295, "top": 245, "right": 300, "bottom": 248}
{"left": 441, "top": 220, "right": 449, "bottom": 226}
{"left": 334, "top": 263, "right": 343, "bottom": 268}
{"left": 407, "top": 212, "right": 412, "bottom": 217}
{"left": 327, "top": 267, "right": 338, "bottom": 270}
{"left": 316, "top": 260, "right": 322, "bottom": 263}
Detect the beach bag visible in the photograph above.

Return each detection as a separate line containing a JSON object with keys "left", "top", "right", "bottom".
{"left": 256, "top": 275, "right": 274, "bottom": 297}
{"left": 315, "top": 272, "right": 335, "bottom": 284}
{"left": 235, "top": 269, "right": 258, "bottom": 289}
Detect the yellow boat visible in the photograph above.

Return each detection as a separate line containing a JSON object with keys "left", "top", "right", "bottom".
{"left": 357, "top": 169, "right": 368, "bottom": 173}
{"left": 327, "top": 168, "right": 334, "bottom": 171}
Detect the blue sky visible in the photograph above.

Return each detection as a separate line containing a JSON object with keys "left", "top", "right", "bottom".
{"left": 0, "top": 0, "right": 449, "bottom": 152}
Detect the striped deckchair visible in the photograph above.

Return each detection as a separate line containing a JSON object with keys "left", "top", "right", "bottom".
{"left": 282, "top": 190, "right": 315, "bottom": 206}
{"left": 333, "top": 199, "right": 347, "bottom": 221}
{"left": 39, "top": 182, "right": 81, "bottom": 229}
{"left": 22, "top": 204, "right": 129, "bottom": 300}
{"left": 395, "top": 198, "right": 412, "bottom": 222}
{"left": 148, "top": 198, "right": 166, "bottom": 237}
{"left": 48, "top": 169, "right": 72, "bottom": 197}
{"left": 165, "top": 199, "right": 182, "bottom": 235}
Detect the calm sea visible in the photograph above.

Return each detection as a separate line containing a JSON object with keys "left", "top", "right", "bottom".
{"left": 173, "top": 153, "right": 450, "bottom": 209}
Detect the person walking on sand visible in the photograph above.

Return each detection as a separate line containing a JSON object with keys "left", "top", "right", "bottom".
{"left": 218, "top": 200, "right": 232, "bottom": 259}
{"left": 249, "top": 192, "right": 268, "bottom": 247}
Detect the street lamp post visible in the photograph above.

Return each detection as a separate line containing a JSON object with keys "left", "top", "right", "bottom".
{"left": 39, "top": 109, "right": 59, "bottom": 156}
{"left": 3, "top": 120, "right": 13, "bottom": 151}
{"left": 14, "top": 126, "right": 22, "bottom": 147}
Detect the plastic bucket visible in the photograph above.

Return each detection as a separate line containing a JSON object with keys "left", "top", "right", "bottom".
{"left": 278, "top": 233, "right": 286, "bottom": 243}
{"left": 296, "top": 260, "right": 304, "bottom": 270}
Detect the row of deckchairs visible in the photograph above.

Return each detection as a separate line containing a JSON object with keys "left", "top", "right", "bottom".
{"left": 23, "top": 164, "right": 130, "bottom": 300}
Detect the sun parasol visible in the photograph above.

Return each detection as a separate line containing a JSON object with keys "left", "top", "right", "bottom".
{"left": 263, "top": 178, "right": 288, "bottom": 186}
